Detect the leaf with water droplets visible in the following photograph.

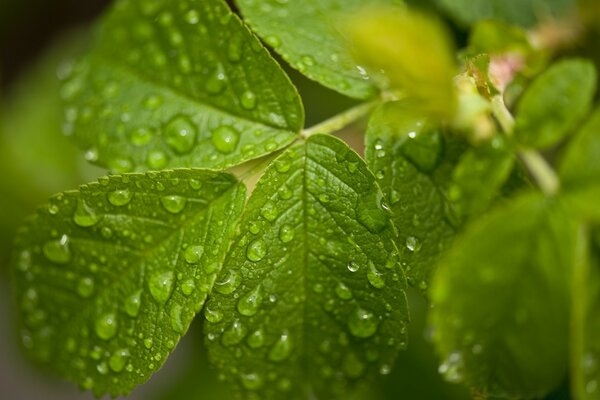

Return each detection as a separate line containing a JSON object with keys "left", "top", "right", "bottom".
{"left": 236, "top": 0, "right": 402, "bottom": 99}
{"left": 429, "top": 194, "right": 574, "bottom": 398}
{"left": 12, "top": 169, "right": 245, "bottom": 396}
{"left": 366, "top": 101, "right": 517, "bottom": 290}
{"left": 63, "top": 0, "right": 303, "bottom": 173}
{"left": 204, "top": 134, "right": 408, "bottom": 399}
{"left": 514, "top": 59, "right": 597, "bottom": 149}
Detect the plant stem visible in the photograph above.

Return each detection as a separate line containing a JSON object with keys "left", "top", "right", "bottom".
{"left": 301, "top": 100, "right": 380, "bottom": 138}
{"left": 491, "top": 94, "right": 560, "bottom": 196}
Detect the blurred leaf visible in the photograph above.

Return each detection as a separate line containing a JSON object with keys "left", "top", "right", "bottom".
{"left": 12, "top": 170, "right": 245, "bottom": 396}
{"left": 63, "top": 0, "right": 303, "bottom": 173}
{"left": 204, "top": 134, "right": 408, "bottom": 399}
{"left": 349, "top": 7, "right": 457, "bottom": 119}
{"left": 430, "top": 194, "right": 574, "bottom": 398}
{"left": 560, "top": 106, "right": 600, "bottom": 188}
{"left": 468, "top": 20, "right": 532, "bottom": 56}
{"left": 365, "top": 101, "right": 465, "bottom": 290}
{"left": 436, "top": 0, "right": 577, "bottom": 28}
{"left": 236, "top": 0, "right": 403, "bottom": 100}
{"left": 514, "top": 59, "right": 597, "bottom": 149}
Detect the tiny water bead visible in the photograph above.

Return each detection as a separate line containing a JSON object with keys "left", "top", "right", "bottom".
{"left": 148, "top": 271, "right": 175, "bottom": 304}
{"left": 246, "top": 328, "right": 265, "bottom": 348}
{"left": 184, "top": 245, "right": 203, "bottom": 264}
{"left": 278, "top": 224, "right": 294, "bottom": 243}
{"left": 221, "top": 319, "right": 247, "bottom": 346}
{"left": 109, "top": 349, "right": 130, "bottom": 373}
{"left": 129, "top": 127, "right": 154, "bottom": 146}
{"left": 206, "top": 69, "right": 227, "bottom": 94}
{"left": 161, "top": 195, "right": 187, "bottom": 214}
{"left": 214, "top": 270, "right": 241, "bottom": 294}
{"left": 260, "top": 202, "right": 278, "bottom": 221}
{"left": 367, "top": 262, "right": 385, "bottom": 289}
{"left": 269, "top": 332, "right": 292, "bottom": 362}
{"left": 163, "top": 115, "right": 197, "bottom": 154}
{"left": 73, "top": 199, "right": 101, "bottom": 227}
{"left": 108, "top": 189, "right": 133, "bottom": 206}
{"left": 124, "top": 290, "right": 142, "bottom": 317}
{"left": 335, "top": 282, "right": 352, "bottom": 300}
{"left": 43, "top": 234, "right": 71, "bottom": 264}
{"left": 237, "top": 285, "right": 263, "bottom": 316}
{"left": 348, "top": 307, "right": 378, "bottom": 338}
{"left": 211, "top": 125, "right": 240, "bottom": 154}
{"left": 405, "top": 236, "right": 422, "bottom": 253}
{"left": 95, "top": 312, "right": 118, "bottom": 340}
{"left": 205, "top": 306, "right": 224, "bottom": 323}
{"left": 77, "top": 277, "right": 95, "bottom": 298}
{"left": 240, "top": 90, "right": 257, "bottom": 110}
{"left": 246, "top": 238, "right": 267, "bottom": 262}
{"left": 347, "top": 260, "right": 360, "bottom": 273}
{"left": 240, "top": 372, "right": 263, "bottom": 390}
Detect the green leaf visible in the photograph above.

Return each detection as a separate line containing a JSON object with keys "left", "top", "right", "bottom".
{"left": 236, "top": 0, "right": 402, "bottom": 99}
{"left": 62, "top": 0, "right": 303, "bottom": 173}
{"left": 514, "top": 59, "right": 597, "bottom": 149}
{"left": 204, "top": 134, "right": 408, "bottom": 399}
{"left": 365, "top": 102, "right": 465, "bottom": 289}
{"left": 11, "top": 169, "right": 246, "bottom": 396}
{"left": 436, "top": 0, "right": 576, "bottom": 28}
{"left": 560, "top": 106, "right": 600, "bottom": 188}
{"left": 570, "top": 226, "right": 600, "bottom": 400}
{"left": 348, "top": 7, "right": 457, "bottom": 119}
{"left": 429, "top": 194, "right": 574, "bottom": 398}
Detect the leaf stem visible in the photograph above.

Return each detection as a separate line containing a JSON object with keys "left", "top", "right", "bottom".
{"left": 491, "top": 94, "right": 560, "bottom": 196}
{"left": 301, "top": 100, "right": 380, "bottom": 138}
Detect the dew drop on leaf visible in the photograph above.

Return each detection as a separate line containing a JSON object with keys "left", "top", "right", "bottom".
{"left": 348, "top": 307, "right": 378, "bottom": 338}
{"left": 405, "top": 236, "right": 422, "bottom": 252}
{"left": 76, "top": 277, "right": 95, "bottom": 298}
{"left": 246, "top": 328, "right": 265, "bottom": 348}
{"left": 367, "top": 261, "right": 385, "bottom": 289}
{"left": 107, "top": 189, "right": 133, "bottom": 206}
{"left": 129, "top": 127, "right": 154, "bottom": 146}
{"left": 240, "top": 90, "right": 257, "bottom": 110}
{"left": 268, "top": 332, "right": 292, "bottom": 362}
{"left": 146, "top": 150, "right": 169, "bottom": 169}
{"left": 240, "top": 372, "right": 263, "bottom": 390}
{"left": 278, "top": 224, "right": 294, "bottom": 243}
{"left": 265, "top": 35, "right": 281, "bottom": 48}
{"left": 109, "top": 349, "right": 130, "bottom": 373}
{"left": 184, "top": 245, "right": 203, "bottom": 264}
{"left": 161, "top": 195, "right": 187, "bottom": 214}
{"left": 246, "top": 238, "right": 267, "bottom": 262}
{"left": 124, "top": 290, "right": 142, "bottom": 317}
{"left": 170, "top": 304, "right": 185, "bottom": 333}
{"left": 347, "top": 260, "right": 360, "bottom": 273}
{"left": 148, "top": 271, "right": 175, "bottom": 304}
{"left": 214, "top": 270, "right": 241, "bottom": 294}
{"left": 211, "top": 125, "right": 240, "bottom": 154}
{"left": 142, "top": 94, "right": 163, "bottom": 110}
{"left": 184, "top": 9, "right": 200, "bottom": 24}
{"left": 221, "top": 319, "right": 247, "bottom": 346}
{"left": 335, "top": 282, "right": 352, "bottom": 300}
{"left": 438, "top": 351, "right": 464, "bottom": 383}
{"left": 260, "top": 201, "right": 278, "bottom": 221}
{"left": 205, "top": 306, "right": 224, "bottom": 323}
{"left": 237, "top": 285, "right": 263, "bottom": 316}
{"left": 95, "top": 312, "right": 118, "bottom": 340}
{"left": 43, "top": 234, "right": 71, "bottom": 264}
{"left": 73, "top": 199, "right": 100, "bottom": 227}
{"left": 163, "top": 115, "right": 196, "bottom": 154}
{"left": 205, "top": 70, "right": 227, "bottom": 94}
{"left": 343, "top": 352, "right": 365, "bottom": 378}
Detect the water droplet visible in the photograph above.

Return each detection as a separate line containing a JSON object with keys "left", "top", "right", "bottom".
{"left": 164, "top": 115, "right": 196, "bottom": 154}
{"left": 278, "top": 224, "right": 294, "bottom": 243}
{"left": 211, "top": 125, "right": 240, "bottom": 154}
{"left": 312, "top": 283, "right": 324, "bottom": 293}
{"left": 95, "top": 312, "right": 118, "bottom": 340}
{"left": 129, "top": 127, "right": 154, "bottom": 146}
{"left": 73, "top": 199, "right": 100, "bottom": 227}
{"left": 240, "top": 91, "right": 257, "bottom": 110}
{"left": 227, "top": 37, "right": 243, "bottom": 63}
{"left": 143, "top": 95, "right": 163, "bottom": 110}
{"left": 438, "top": 351, "right": 464, "bottom": 383}
{"left": 221, "top": 319, "right": 246, "bottom": 346}
{"left": 347, "top": 161, "right": 358, "bottom": 173}
{"left": 109, "top": 349, "right": 129, "bottom": 373}
{"left": 348, "top": 307, "right": 378, "bottom": 338}
{"left": 77, "top": 277, "right": 95, "bottom": 298}
{"left": 347, "top": 261, "right": 360, "bottom": 273}
{"left": 206, "top": 69, "right": 227, "bottom": 94}
{"left": 240, "top": 372, "right": 263, "bottom": 390}
{"left": 144, "top": 338, "right": 153, "bottom": 349}
{"left": 278, "top": 185, "right": 292, "bottom": 199}
{"left": 108, "top": 157, "right": 133, "bottom": 174}
{"left": 405, "top": 236, "right": 422, "bottom": 252}
{"left": 84, "top": 148, "right": 98, "bottom": 162}
{"left": 183, "top": 245, "right": 203, "bottom": 264}
{"left": 161, "top": 195, "right": 187, "bottom": 214}
{"left": 265, "top": 35, "right": 281, "bottom": 48}
{"left": 343, "top": 352, "right": 365, "bottom": 378}
{"left": 214, "top": 270, "right": 241, "bottom": 294}
{"left": 170, "top": 304, "right": 185, "bottom": 333}
{"left": 318, "top": 194, "right": 330, "bottom": 204}
{"left": 97, "top": 361, "right": 109, "bottom": 375}
{"left": 367, "top": 262, "right": 385, "bottom": 289}
{"left": 237, "top": 285, "right": 264, "bottom": 316}
{"left": 148, "top": 271, "right": 175, "bottom": 304}
{"left": 246, "top": 238, "right": 267, "bottom": 262}
{"left": 269, "top": 332, "right": 292, "bottom": 362}
{"left": 246, "top": 328, "right": 265, "bottom": 348}
{"left": 108, "top": 189, "right": 132, "bottom": 206}
{"left": 205, "top": 306, "right": 223, "bottom": 323}
{"left": 147, "top": 150, "right": 168, "bottom": 169}
{"left": 43, "top": 234, "right": 71, "bottom": 264}
{"left": 335, "top": 282, "right": 352, "bottom": 300}
{"left": 260, "top": 202, "right": 278, "bottom": 222}
{"left": 184, "top": 9, "right": 200, "bottom": 24}
{"left": 124, "top": 290, "right": 142, "bottom": 317}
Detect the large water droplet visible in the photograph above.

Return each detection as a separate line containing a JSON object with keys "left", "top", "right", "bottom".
{"left": 240, "top": 91, "right": 257, "bottom": 110}
{"left": 148, "top": 271, "right": 175, "bottom": 304}
{"left": 221, "top": 319, "right": 246, "bottom": 346}
{"left": 211, "top": 125, "right": 240, "bottom": 154}
{"left": 129, "top": 127, "right": 154, "bottom": 146}
{"left": 240, "top": 372, "right": 263, "bottom": 390}
{"left": 246, "top": 238, "right": 267, "bottom": 262}
{"left": 347, "top": 260, "right": 360, "bottom": 273}
{"left": 343, "top": 352, "right": 365, "bottom": 378}
{"left": 43, "top": 234, "right": 71, "bottom": 264}
{"left": 438, "top": 351, "right": 464, "bottom": 383}
{"left": 109, "top": 348, "right": 129, "bottom": 373}
{"left": 265, "top": 35, "right": 281, "bottom": 48}
{"left": 108, "top": 189, "right": 132, "bottom": 206}
{"left": 170, "top": 304, "right": 185, "bottom": 333}
{"left": 279, "top": 224, "right": 294, "bottom": 243}
{"left": 348, "top": 307, "right": 378, "bottom": 338}
{"left": 184, "top": 9, "right": 200, "bottom": 24}
{"left": 73, "top": 199, "right": 100, "bottom": 227}
{"left": 237, "top": 285, "right": 263, "bottom": 316}
{"left": 205, "top": 306, "right": 223, "bottom": 323}
{"left": 246, "top": 328, "right": 265, "bottom": 348}
{"left": 335, "top": 282, "right": 353, "bottom": 300}
{"left": 124, "top": 290, "right": 142, "bottom": 317}
{"left": 260, "top": 202, "right": 278, "bottom": 222}
{"left": 77, "top": 277, "right": 95, "bottom": 298}
{"left": 206, "top": 69, "right": 227, "bottom": 94}
{"left": 164, "top": 115, "right": 196, "bottom": 154}
{"left": 95, "top": 312, "right": 118, "bottom": 340}
{"left": 184, "top": 245, "right": 203, "bottom": 264}
{"left": 161, "top": 195, "right": 187, "bottom": 214}
{"left": 367, "top": 261, "right": 385, "bottom": 289}
{"left": 269, "top": 332, "right": 292, "bottom": 362}
{"left": 214, "top": 270, "right": 241, "bottom": 294}
{"left": 405, "top": 236, "right": 422, "bottom": 252}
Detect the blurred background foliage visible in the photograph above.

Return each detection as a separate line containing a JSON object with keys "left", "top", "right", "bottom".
{"left": 1, "top": 0, "right": 598, "bottom": 398}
